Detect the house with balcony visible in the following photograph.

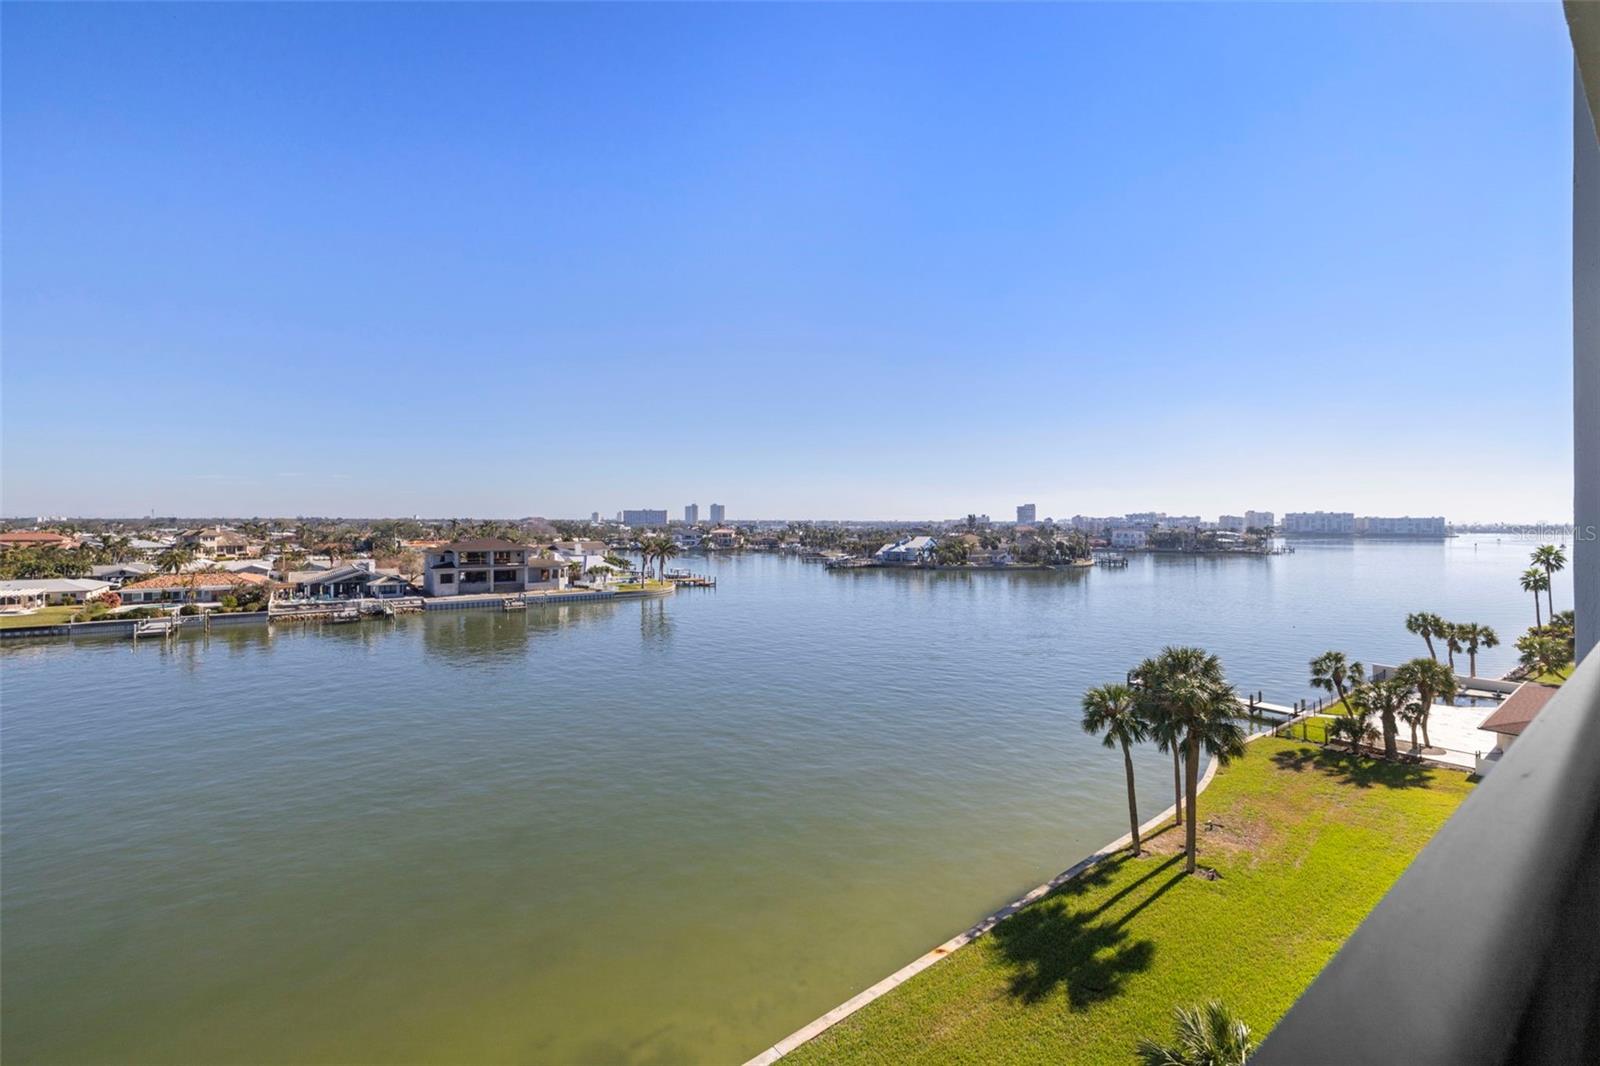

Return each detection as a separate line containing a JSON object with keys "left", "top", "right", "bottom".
{"left": 177, "top": 526, "right": 252, "bottom": 559}
{"left": 420, "top": 538, "right": 567, "bottom": 597}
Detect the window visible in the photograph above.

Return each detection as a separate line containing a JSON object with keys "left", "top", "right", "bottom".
{"left": 493, "top": 570, "right": 517, "bottom": 583}
{"left": 439, "top": 573, "right": 454, "bottom": 585}
{"left": 462, "top": 571, "right": 487, "bottom": 584}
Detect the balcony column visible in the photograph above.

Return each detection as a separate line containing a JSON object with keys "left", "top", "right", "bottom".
{"left": 1576, "top": 65, "right": 1600, "bottom": 662}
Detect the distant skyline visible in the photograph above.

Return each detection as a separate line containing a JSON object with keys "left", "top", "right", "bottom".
{"left": 2, "top": 3, "right": 1575, "bottom": 522}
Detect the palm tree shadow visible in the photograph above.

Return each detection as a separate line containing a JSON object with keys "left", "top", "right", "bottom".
{"left": 991, "top": 854, "right": 1180, "bottom": 1008}
{"left": 1269, "top": 746, "right": 1435, "bottom": 790}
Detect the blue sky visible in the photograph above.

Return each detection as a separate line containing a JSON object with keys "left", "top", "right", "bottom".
{"left": 1, "top": 2, "right": 1574, "bottom": 521}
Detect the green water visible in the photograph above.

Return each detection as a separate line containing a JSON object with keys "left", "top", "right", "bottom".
{"left": 0, "top": 538, "right": 1557, "bottom": 1063}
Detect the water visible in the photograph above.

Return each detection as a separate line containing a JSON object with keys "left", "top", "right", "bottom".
{"left": 0, "top": 535, "right": 1565, "bottom": 1064}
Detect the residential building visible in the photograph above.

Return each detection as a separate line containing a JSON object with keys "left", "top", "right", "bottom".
{"left": 684, "top": 503, "right": 700, "bottom": 525}
{"left": 0, "top": 578, "right": 113, "bottom": 608}
{"left": 873, "top": 535, "right": 937, "bottom": 564}
{"left": 1109, "top": 528, "right": 1148, "bottom": 550}
{"left": 0, "top": 530, "right": 78, "bottom": 551}
{"left": 1016, "top": 504, "right": 1037, "bottom": 524}
{"left": 1354, "top": 515, "right": 1448, "bottom": 536}
{"left": 177, "top": 526, "right": 251, "bottom": 559}
{"left": 91, "top": 562, "right": 157, "bottom": 585}
{"left": 708, "top": 527, "right": 739, "bottom": 549}
{"left": 1282, "top": 511, "right": 1356, "bottom": 534}
{"left": 1070, "top": 515, "right": 1118, "bottom": 534}
{"left": 622, "top": 509, "right": 668, "bottom": 527}
{"left": 1218, "top": 515, "right": 1247, "bottom": 532}
{"left": 709, "top": 503, "right": 726, "bottom": 525}
{"left": 1245, "top": 510, "right": 1275, "bottom": 530}
{"left": 420, "top": 539, "right": 567, "bottom": 597}
{"left": 284, "top": 564, "right": 417, "bottom": 600}
{"left": 118, "top": 572, "right": 274, "bottom": 604}
{"left": 967, "top": 548, "right": 1014, "bottom": 567}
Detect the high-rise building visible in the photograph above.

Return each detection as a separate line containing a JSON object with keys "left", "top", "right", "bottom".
{"left": 1245, "top": 510, "right": 1275, "bottom": 530}
{"left": 1016, "top": 503, "right": 1037, "bottom": 524}
{"left": 709, "top": 503, "right": 726, "bottom": 524}
{"left": 1218, "top": 515, "right": 1247, "bottom": 532}
{"left": 622, "top": 509, "right": 668, "bottom": 527}
{"left": 684, "top": 504, "right": 699, "bottom": 525}
{"left": 1282, "top": 511, "right": 1355, "bottom": 534}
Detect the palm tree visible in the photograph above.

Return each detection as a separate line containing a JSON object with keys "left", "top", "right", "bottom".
{"left": 1351, "top": 677, "right": 1410, "bottom": 760}
{"left": 1081, "top": 684, "right": 1149, "bottom": 857}
{"left": 1136, "top": 1001, "right": 1258, "bottom": 1066}
{"left": 155, "top": 546, "right": 194, "bottom": 575}
{"left": 1395, "top": 657, "right": 1456, "bottom": 750}
{"left": 1517, "top": 633, "right": 1573, "bottom": 682}
{"left": 1328, "top": 699, "right": 1379, "bottom": 754}
{"left": 1308, "top": 651, "right": 1364, "bottom": 711}
{"left": 1404, "top": 612, "right": 1446, "bottom": 661}
{"left": 654, "top": 538, "right": 681, "bottom": 580}
{"left": 1133, "top": 647, "right": 1247, "bottom": 875}
{"left": 1531, "top": 545, "right": 1566, "bottom": 621}
{"left": 1442, "top": 622, "right": 1463, "bottom": 672}
{"left": 1458, "top": 623, "right": 1499, "bottom": 678}
{"left": 1520, "top": 568, "right": 1549, "bottom": 628}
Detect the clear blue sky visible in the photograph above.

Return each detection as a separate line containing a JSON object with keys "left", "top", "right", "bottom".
{"left": 1, "top": 2, "right": 1574, "bottom": 521}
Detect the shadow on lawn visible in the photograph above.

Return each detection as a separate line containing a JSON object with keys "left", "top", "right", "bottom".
{"left": 992, "top": 853, "right": 1182, "bottom": 1008}
{"left": 1269, "top": 745, "right": 1435, "bottom": 790}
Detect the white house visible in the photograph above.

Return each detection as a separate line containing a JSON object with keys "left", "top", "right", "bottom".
{"left": 91, "top": 562, "right": 157, "bottom": 585}
{"left": 421, "top": 539, "right": 567, "bottom": 597}
{"left": 1110, "top": 528, "right": 1148, "bottom": 550}
{"left": 0, "top": 578, "right": 113, "bottom": 609}
{"left": 874, "top": 535, "right": 937, "bottom": 564}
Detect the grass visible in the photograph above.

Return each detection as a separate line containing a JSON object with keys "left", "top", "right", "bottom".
{"left": 1530, "top": 667, "right": 1573, "bottom": 686}
{"left": 0, "top": 605, "right": 80, "bottom": 629}
{"left": 786, "top": 737, "right": 1474, "bottom": 1065}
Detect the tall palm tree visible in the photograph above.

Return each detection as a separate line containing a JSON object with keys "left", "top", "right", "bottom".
{"left": 1520, "top": 568, "right": 1549, "bottom": 628}
{"left": 1133, "top": 647, "right": 1246, "bottom": 875}
{"left": 1532, "top": 545, "right": 1566, "bottom": 621}
{"left": 1442, "top": 622, "right": 1463, "bottom": 672}
{"left": 1396, "top": 657, "right": 1456, "bottom": 750}
{"left": 1308, "top": 651, "right": 1364, "bottom": 710}
{"left": 654, "top": 538, "right": 681, "bottom": 580}
{"left": 1136, "top": 1001, "right": 1258, "bottom": 1066}
{"left": 1081, "top": 684, "right": 1149, "bottom": 856}
{"left": 1352, "top": 677, "right": 1410, "bottom": 760}
{"left": 1458, "top": 623, "right": 1499, "bottom": 678}
{"left": 1404, "top": 612, "right": 1446, "bottom": 661}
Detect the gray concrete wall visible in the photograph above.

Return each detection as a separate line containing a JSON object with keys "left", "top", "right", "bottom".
{"left": 1577, "top": 69, "right": 1600, "bottom": 662}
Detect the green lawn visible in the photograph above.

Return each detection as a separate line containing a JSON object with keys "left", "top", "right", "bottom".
{"left": 1531, "top": 667, "right": 1573, "bottom": 686}
{"left": 0, "top": 605, "right": 80, "bottom": 629}
{"left": 787, "top": 737, "right": 1474, "bottom": 1065}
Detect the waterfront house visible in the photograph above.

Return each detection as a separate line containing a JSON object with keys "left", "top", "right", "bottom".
{"left": 708, "top": 527, "right": 740, "bottom": 549}
{"left": 967, "top": 548, "right": 1015, "bottom": 567}
{"left": 284, "top": 564, "right": 417, "bottom": 600}
{"left": 1109, "top": 528, "right": 1148, "bottom": 550}
{"left": 421, "top": 539, "right": 567, "bottom": 597}
{"left": 874, "top": 535, "right": 938, "bottom": 564}
{"left": 118, "top": 571, "right": 275, "bottom": 605}
{"left": 0, "top": 578, "right": 113, "bottom": 609}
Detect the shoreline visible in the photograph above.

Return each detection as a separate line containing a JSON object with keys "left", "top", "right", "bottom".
{"left": 740, "top": 733, "right": 1267, "bottom": 1065}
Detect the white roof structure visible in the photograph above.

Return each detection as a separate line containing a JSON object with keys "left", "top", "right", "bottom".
{"left": 0, "top": 579, "right": 113, "bottom": 594}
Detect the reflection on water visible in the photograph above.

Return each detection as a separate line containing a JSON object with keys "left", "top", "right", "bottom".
{"left": 0, "top": 537, "right": 1567, "bottom": 1065}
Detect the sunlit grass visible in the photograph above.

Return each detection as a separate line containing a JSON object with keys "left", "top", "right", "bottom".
{"left": 786, "top": 737, "right": 1474, "bottom": 1065}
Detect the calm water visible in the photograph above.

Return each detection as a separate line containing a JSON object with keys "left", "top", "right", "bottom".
{"left": 0, "top": 536, "right": 1566, "bottom": 1064}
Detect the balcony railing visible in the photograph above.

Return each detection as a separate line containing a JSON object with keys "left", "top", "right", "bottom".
{"left": 1254, "top": 649, "right": 1600, "bottom": 1066}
